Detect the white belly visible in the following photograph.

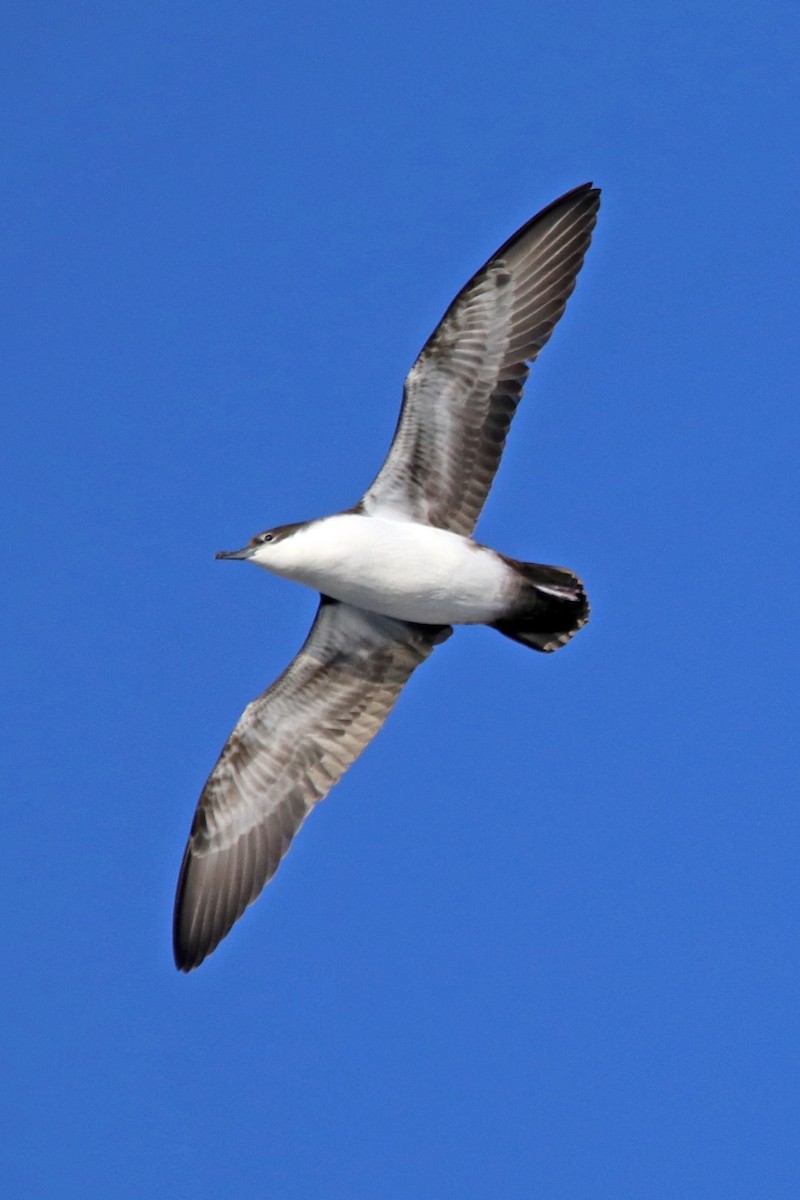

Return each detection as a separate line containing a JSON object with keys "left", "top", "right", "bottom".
{"left": 260, "top": 513, "right": 513, "bottom": 624}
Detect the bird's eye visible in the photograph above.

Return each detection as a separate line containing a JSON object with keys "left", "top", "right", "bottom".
{"left": 259, "top": 532, "right": 275, "bottom": 544}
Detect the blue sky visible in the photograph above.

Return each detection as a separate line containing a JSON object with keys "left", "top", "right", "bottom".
{"left": 3, "top": 2, "right": 799, "bottom": 1196}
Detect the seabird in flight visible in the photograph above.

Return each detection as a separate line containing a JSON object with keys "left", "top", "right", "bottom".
{"left": 173, "top": 182, "right": 601, "bottom": 971}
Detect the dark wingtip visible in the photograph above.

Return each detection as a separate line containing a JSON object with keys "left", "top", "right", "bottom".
{"left": 172, "top": 844, "right": 204, "bottom": 973}
{"left": 172, "top": 922, "right": 197, "bottom": 972}
{"left": 462, "top": 181, "right": 601, "bottom": 285}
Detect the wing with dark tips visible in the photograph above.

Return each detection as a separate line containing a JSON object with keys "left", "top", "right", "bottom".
{"left": 361, "top": 184, "right": 600, "bottom": 535}
{"left": 173, "top": 599, "right": 450, "bottom": 971}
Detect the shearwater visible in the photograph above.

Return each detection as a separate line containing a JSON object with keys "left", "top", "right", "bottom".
{"left": 173, "top": 183, "right": 601, "bottom": 971}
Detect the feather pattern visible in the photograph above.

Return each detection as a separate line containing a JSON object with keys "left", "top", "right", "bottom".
{"left": 361, "top": 183, "right": 600, "bottom": 535}
{"left": 174, "top": 599, "right": 450, "bottom": 970}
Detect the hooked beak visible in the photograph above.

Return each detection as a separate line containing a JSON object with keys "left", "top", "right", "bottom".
{"left": 215, "top": 546, "right": 254, "bottom": 561}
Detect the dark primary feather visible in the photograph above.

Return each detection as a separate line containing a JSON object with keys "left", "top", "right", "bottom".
{"left": 174, "top": 600, "right": 450, "bottom": 971}
{"left": 362, "top": 183, "right": 600, "bottom": 535}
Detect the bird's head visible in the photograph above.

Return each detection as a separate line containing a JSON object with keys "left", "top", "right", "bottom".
{"left": 215, "top": 521, "right": 309, "bottom": 570}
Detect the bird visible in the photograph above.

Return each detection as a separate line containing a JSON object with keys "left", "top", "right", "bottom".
{"left": 173, "top": 182, "right": 601, "bottom": 971}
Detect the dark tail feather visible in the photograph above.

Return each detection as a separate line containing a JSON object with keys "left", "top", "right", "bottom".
{"left": 490, "top": 562, "right": 589, "bottom": 653}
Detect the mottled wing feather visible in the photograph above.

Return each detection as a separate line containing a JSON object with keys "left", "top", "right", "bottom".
{"left": 362, "top": 183, "right": 600, "bottom": 535}
{"left": 174, "top": 599, "right": 450, "bottom": 970}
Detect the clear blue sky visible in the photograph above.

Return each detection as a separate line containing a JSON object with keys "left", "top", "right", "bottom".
{"left": 3, "top": 3, "right": 799, "bottom": 1196}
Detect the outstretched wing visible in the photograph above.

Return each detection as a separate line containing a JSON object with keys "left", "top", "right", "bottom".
{"left": 174, "top": 599, "right": 450, "bottom": 970}
{"left": 361, "top": 183, "right": 600, "bottom": 535}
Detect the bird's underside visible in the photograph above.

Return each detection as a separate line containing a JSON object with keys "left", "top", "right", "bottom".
{"left": 173, "top": 182, "right": 600, "bottom": 970}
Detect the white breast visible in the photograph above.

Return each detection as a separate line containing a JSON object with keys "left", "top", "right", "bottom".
{"left": 257, "top": 513, "right": 513, "bottom": 624}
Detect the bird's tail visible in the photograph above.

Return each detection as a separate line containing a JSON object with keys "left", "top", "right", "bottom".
{"left": 490, "top": 561, "right": 589, "bottom": 653}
